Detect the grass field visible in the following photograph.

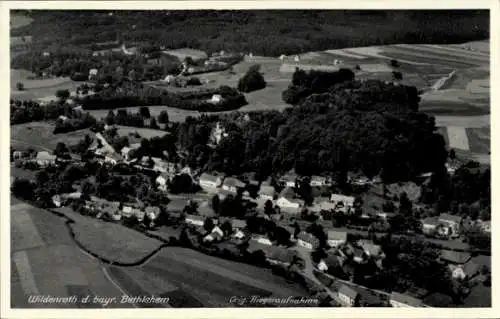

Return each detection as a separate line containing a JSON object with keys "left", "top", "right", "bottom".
{"left": 10, "top": 14, "right": 33, "bottom": 29}
{"left": 116, "top": 125, "right": 169, "bottom": 139}
{"left": 53, "top": 207, "right": 164, "bottom": 264}
{"left": 10, "top": 198, "right": 130, "bottom": 308}
{"left": 11, "top": 122, "right": 94, "bottom": 151}
{"left": 11, "top": 69, "right": 80, "bottom": 101}
{"left": 108, "top": 246, "right": 309, "bottom": 307}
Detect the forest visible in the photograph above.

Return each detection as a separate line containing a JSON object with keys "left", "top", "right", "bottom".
{"left": 11, "top": 10, "right": 489, "bottom": 57}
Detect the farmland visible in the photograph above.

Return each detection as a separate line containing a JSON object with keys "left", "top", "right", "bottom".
{"left": 11, "top": 69, "right": 80, "bottom": 101}
{"left": 10, "top": 198, "right": 130, "bottom": 308}
{"left": 11, "top": 122, "right": 94, "bottom": 151}
{"left": 53, "top": 207, "right": 164, "bottom": 264}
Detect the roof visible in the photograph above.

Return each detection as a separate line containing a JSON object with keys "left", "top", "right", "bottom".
{"left": 223, "top": 177, "right": 245, "bottom": 188}
{"left": 267, "top": 246, "right": 297, "bottom": 263}
{"left": 360, "top": 242, "right": 382, "bottom": 256}
{"left": 279, "top": 187, "right": 297, "bottom": 199}
{"left": 258, "top": 185, "right": 276, "bottom": 197}
{"left": 328, "top": 230, "right": 348, "bottom": 241}
{"left": 330, "top": 194, "right": 355, "bottom": 205}
{"left": 297, "top": 231, "right": 319, "bottom": 245}
{"left": 36, "top": 151, "right": 56, "bottom": 161}
{"left": 440, "top": 250, "right": 471, "bottom": 264}
{"left": 353, "top": 247, "right": 365, "bottom": 258}
{"left": 439, "top": 213, "right": 462, "bottom": 223}
{"left": 338, "top": 285, "right": 358, "bottom": 299}
{"left": 231, "top": 219, "right": 246, "bottom": 229}
{"left": 390, "top": 292, "right": 423, "bottom": 307}
{"left": 462, "top": 260, "right": 480, "bottom": 276}
{"left": 421, "top": 216, "right": 441, "bottom": 226}
{"left": 311, "top": 200, "right": 337, "bottom": 212}
{"left": 198, "top": 204, "right": 216, "bottom": 217}
{"left": 247, "top": 240, "right": 273, "bottom": 254}
{"left": 185, "top": 214, "right": 205, "bottom": 222}
{"left": 199, "top": 173, "right": 219, "bottom": 183}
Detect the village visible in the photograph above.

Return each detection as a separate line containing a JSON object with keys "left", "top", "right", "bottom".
{"left": 10, "top": 117, "right": 491, "bottom": 308}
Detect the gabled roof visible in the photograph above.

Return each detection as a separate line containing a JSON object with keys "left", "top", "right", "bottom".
{"left": 297, "top": 231, "right": 319, "bottom": 245}
{"left": 223, "top": 177, "right": 245, "bottom": 188}
{"left": 258, "top": 185, "right": 276, "bottom": 197}
{"left": 279, "top": 187, "right": 296, "bottom": 199}
{"left": 421, "top": 216, "right": 441, "bottom": 226}
{"left": 338, "top": 285, "right": 358, "bottom": 299}
{"left": 390, "top": 292, "right": 423, "bottom": 307}
{"left": 36, "top": 151, "right": 56, "bottom": 161}
{"left": 199, "top": 173, "right": 219, "bottom": 183}
{"left": 231, "top": 219, "right": 246, "bottom": 229}
{"left": 360, "top": 242, "right": 382, "bottom": 256}
{"left": 328, "top": 230, "right": 348, "bottom": 241}
{"left": 267, "top": 246, "right": 297, "bottom": 263}
{"left": 440, "top": 250, "right": 471, "bottom": 264}
{"left": 330, "top": 194, "right": 355, "bottom": 205}
{"left": 439, "top": 213, "right": 462, "bottom": 223}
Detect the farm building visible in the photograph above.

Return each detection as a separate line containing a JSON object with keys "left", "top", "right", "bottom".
{"left": 162, "top": 48, "right": 208, "bottom": 63}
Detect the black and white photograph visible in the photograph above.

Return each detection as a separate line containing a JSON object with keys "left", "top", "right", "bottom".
{"left": 3, "top": 2, "right": 495, "bottom": 316}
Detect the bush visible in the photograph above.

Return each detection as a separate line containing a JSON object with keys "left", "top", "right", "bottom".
{"left": 237, "top": 65, "right": 267, "bottom": 93}
{"left": 16, "top": 82, "right": 25, "bottom": 91}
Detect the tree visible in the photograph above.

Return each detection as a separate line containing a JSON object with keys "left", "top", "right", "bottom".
{"left": 211, "top": 195, "right": 220, "bottom": 214}
{"left": 392, "top": 71, "right": 403, "bottom": 81}
{"left": 264, "top": 199, "right": 274, "bottom": 216}
{"left": 390, "top": 59, "right": 400, "bottom": 68}
{"left": 237, "top": 64, "right": 267, "bottom": 93}
{"left": 54, "top": 142, "right": 70, "bottom": 159}
{"left": 139, "top": 106, "right": 151, "bottom": 118}
{"left": 158, "top": 110, "right": 169, "bottom": 123}
{"left": 203, "top": 218, "right": 214, "bottom": 233}
{"left": 220, "top": 220, "right": 233, "bottom": 237}
{"left": 12, "top": 178, "right": 35, "bottom": 199}
{"left": 150, "top": 117, "right": 159, "bottom": 129}
{"left": 449, "top": 149, "right": 456, "bottom": 160}
{"left": 105, "top": 110, "right": 115, "bottom": 125}
{"left": 16, "top": 82, "right": 25, "bottom": 91}
{"left": 56, "top": 89, "right": 70, "bottom": 101}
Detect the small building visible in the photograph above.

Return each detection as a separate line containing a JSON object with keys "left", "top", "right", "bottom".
{"left": 438, "top": 213, "right": 462, "bottom": 236}
{"left": 327, "top": 230, "right": 347, "bottom": 248}
{"left": 330, "top": 194, "right": 355, "bottom": 214}
{"left": 156, "top": 174, "right": 169, "bottom": 192}
{"left": 258, "top": 185, "right": 276, "bottom": 201}
{"left": 122, "top": 205, "right": 133, "bottom": 218}
{"left": 36, "top": 151, "right": 57, "bottom": 167}
{"left": 276, "top": 187, "right": 304, "bottom": 212}
{"left": 421, "top": 216, "right": 441, "bottom": 235}
{"left": 358, "top": 240, "right": 383, "bottom": 258}
{"left": 296, "top": 231, "right": 320, "bottom": 250}
{"left": 209, "top": 94, "right": 223, "bottom": 104}
{"left": 390, "top": 292, "right": 424, "bottom": 307}
{"left": 231, "top": 219, "right": 246, "bottom": 231}
{"left": 221, "top": 177, "right": 245, "bottom": 194}
{"left": 198, "top": 173, "right": 222, "bottom": 191}
{"left": 309, "top": 200, "right": 337, "bottom": 214}
{"left": 145, "top": 206, "right": 161, "bottom": 221}
{"left": 88, "top": 68, "right": 99, "bottom": 80}
{"left": 52, "top": 195, "right": 62, "bottom": 207}
{"left": 449, "top": 260, "right": 480, "bottom": 280}
{"left": 185, "top": 214, "right": 205, "bottom": 227}
{"left": 232, "top": 229, "right": 249, "bottom": 241}
{"left": 478, "top": 220, "right": 491, "bottom": 233}
{"left": 279, "top": 172, "right": 298, "bottom": 188}
{"left": 338, "top": 285, "right": 359, "bottom": 307}
{"left": 310, "top": 176, "right": 328, "bottom": 187}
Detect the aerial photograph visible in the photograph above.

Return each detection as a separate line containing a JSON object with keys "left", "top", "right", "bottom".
{"left": 9, "top": 9, "right": 491, "bottom": 309}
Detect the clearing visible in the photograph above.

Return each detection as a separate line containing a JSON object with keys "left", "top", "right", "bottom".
{"left": 11, "top": 69, "right": 80, "bottom": 101}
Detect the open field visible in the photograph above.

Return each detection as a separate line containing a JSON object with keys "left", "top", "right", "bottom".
{"left": 54, "top": 207, "right": 164, "bottom": 264}
{"left": 10, "top": 198, "right": 131, "bottom": 308}
{"left": 116, "top": 125, "right": 169, "bottom": 139}
{"left": 11, "top": 122, "right": 94, "bottom": 151}
{"left": 11, "top": 69, "right": 80, "bottom": 101}
{"left": 109, "top": 246, "right": 309, "bottom": 307}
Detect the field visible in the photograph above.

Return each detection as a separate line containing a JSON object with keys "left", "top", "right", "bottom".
{"left": 116, "top": 125, "right": 169, "bottom": 139}
{"left": 11, "top": 122, "right": 94, "bottom": 151}
{"left": 109, "top": 247, "right": 309, "bottom": 307}
{"left": 10, "top": 198, "right": 130, "bottom": 308}
{"left": 10, "top": 14, "right": 33, "bottom": 29}
{"left": 11, "top": 69, "right": 80, "bottom": 101}
{"left": 53, "top": 207, "right": 164, "bottom": 264}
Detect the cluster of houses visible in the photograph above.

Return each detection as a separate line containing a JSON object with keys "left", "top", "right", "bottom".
{"left": 421, "top": 213, "right": 491, "bottom": 238}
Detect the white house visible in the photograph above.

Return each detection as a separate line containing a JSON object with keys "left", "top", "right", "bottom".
{"left": 318, "top": 259, "right": 329, "bottom": 272}
{"left": 438, "top": 213, "right": 462, "bottom": 237}
{"left": 294, "top": 55, "right": 300, "bottom": 62}
{"left": 88, "top": 68, "right": 99, "bottom": 80}
{"left": 122, "top": 205, "right": 133, "bottom": 218}
{"left": 276, "top": 187, "right": 304, "bottom": 212}
{"left": 390, "top": 292, "right": 424, "bottom": 307}
{"left": 221, "top": 177, "right": 245, "bottom": 194}
{"left": 185, "top": 214, "right": 205, "bottom": 227}
{"left": 211, "top": 226, "right": 224, "bottom": 238}
{"left": 232, "top": 229, "right": 247, "bottom": 240}
{"left": 210, "top": 94, "right": 223, "bottom": 104}
{"left": 52, "top": 195, "right": 62, "bottom": 207}
{"left": 338, "top": 285, "right": 359, "bottom": 307}
{"left": 310, "top": 176, "right": 328, "bottom": 187}
{"left": 36, "top": 151, "right": 57, "bottom": 167}
{"left": 198, "top": 173, "right": 222, "bottom": 191}
{"left": 327, "top": 230, "right": 347, "bottom": 248}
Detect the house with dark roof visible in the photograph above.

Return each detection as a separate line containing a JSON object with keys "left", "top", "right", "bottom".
{"left": 276, "top": 187, "right": 304, "bottom": 213}
{"left": 258, "top": 185, "right": 276, "bottom": 201}
{"left": 198, "top": 173, "right": 222, "bottom": 191}
{"left": 327, "top": 230, "right": 347, "bottom": 248}
{"left": 338, "top": 285, "right": 359, "bottom": 307}
{"left": 296, "top": 231, "right": 320, "bottom": 250}
{"left": 390, "top": 292, "right": 424, "bottom": 307}
{"left": 221, "top": 177, "right": 246, "bottom": 194}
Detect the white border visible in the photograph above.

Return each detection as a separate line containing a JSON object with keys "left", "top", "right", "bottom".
{"left": 1, "top": 1, "right": 498, "bottom": 318}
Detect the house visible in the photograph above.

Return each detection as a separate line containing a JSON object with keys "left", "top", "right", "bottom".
{"left": 36, "top": 151, "right": 57, "bottom": 167}
{"left": 338, "top": 285, "right": 359, "bottom": 307}
{"left": 358, "top": 240, "right": 383, "bottom": 258}
{"left": 122, "top": 205, "right": 133, "bottom": 218}
{"left": 232, "top": 229, "right": 249, "bottom": 241}
{"left": 421, "top": 216, "right": 441, "bottom": 235}
{"left": 104, "top": 153, "right": 122, "bottom": 165}
{"left": 209, "top": 94, "right": 223, "bottom": 104}
{"left": 330, "top": 194, "right": 355, "bottom": 214}
{"left": 221, "top": 177, "right": 245, "bottom": 194}
{"left": 251, "top": 235, "right": 273, "bottom": 246}
{"left": 352, "top": 247, "right": 367, "bottom": 263}
{"left": 258, "top": 185, "right": 276, "bottom": 201}
{"left": 276, "top": 187, "right": 304, "bottom": 213}
{"left": 198, "top": 173, "right": 221, "bottom": 191}
{"left": 88, "top": 68, "right": 98, "bottom": 80}
{"left": 211, "top": 226, "right": 224, "bottom": 238}
{"left": 267, "top": 246, "right": 298, "bottom": 265}
{"left": 296, "top": 231, "right": 320, "bottom": 250}
{"left": 449, "top": 260, "right": 480, "bottom": 280}
{"left": 477, "top": 219, "right": 491, "bottom": 233}
{"left": 120, "top": 147, "right": 135, "bottom": 161}
{"left": 203, "top": 231, "right": 223, "bottom": 243}
{"left": 318, "top": 259, "right": 329, "bottom": 272}
{"left": 438, "top": 213, "right": 462, "bottom": 236}
{"left": 231, "top": 219, "right": 246, "bottom": 231}
{"left": 390, "top": 292, "right": 424, "bottom": 307}
{"left": 247, "top": 240, "right": 273, "bottom": 256}
{"left": 185, "top": 214, "right": 205, "bottom": 227}
{"left": 327, "top": 230, "right": 347, "bottom": 248}
{"left": 156, "top": 174, "right": 170, "bottom": 191}
{"left": 310, "top": 175, "right": 328, "bottom": 187}
{"left": 145, "top": 206, "right": 161, "bottom": 221}
{"left": 279, "top": 172, "right": 298, "bottom": 188}
{"left": 310, "top": 200, "right": 337, "bottom": 214}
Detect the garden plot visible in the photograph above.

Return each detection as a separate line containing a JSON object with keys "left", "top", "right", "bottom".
{"left": 446, "top": 126, "right": 470, "bottom": 150}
